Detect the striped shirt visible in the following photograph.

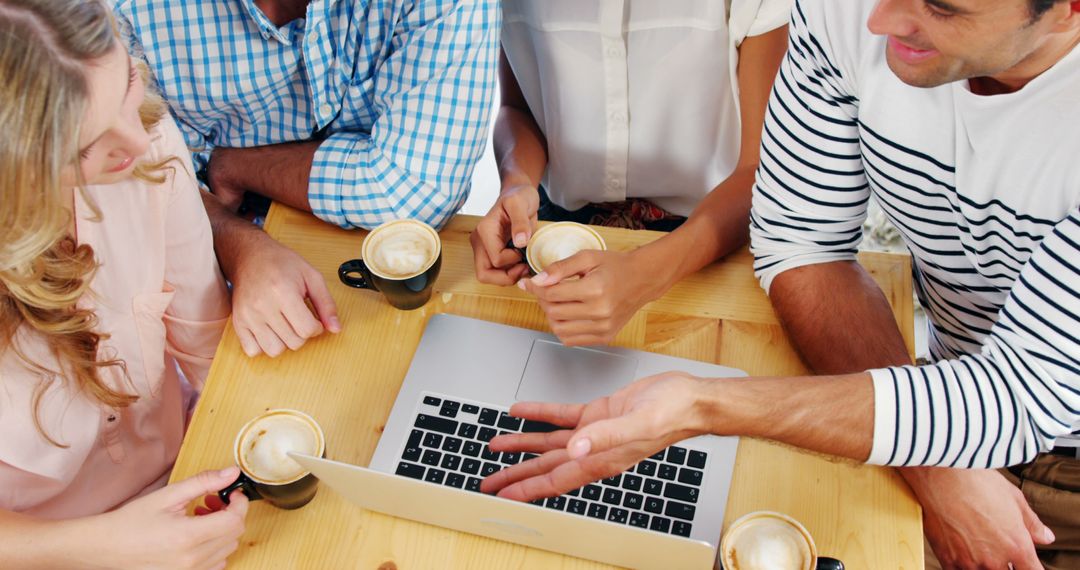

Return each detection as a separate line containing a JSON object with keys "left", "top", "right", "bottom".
{"left": 750, "top": 0, "right": 1080, "bottom": 468}
{"left": 113, "top": 0, "right": 499, "bottom": 229}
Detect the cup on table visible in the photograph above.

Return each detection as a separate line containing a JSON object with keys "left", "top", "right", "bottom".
{"left": 720, "top": 511, "right": 844, "bottom": 570}
{"left": 524, "top": 221, "right": 607, "bottom": 275}
{"left": 338, "top": 219, "right": 443, "bottom": 311}
{"left": 218, "top": 409, "right": 326, "bottom": 510}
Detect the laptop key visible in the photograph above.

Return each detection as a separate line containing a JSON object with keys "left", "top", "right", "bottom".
{"left": 663, "top": 482, "right": 699, "bottom": 504}
{"left": 667, "top": 446, "right": 687, "bottom": 465}
{"left": 545, "top": 496, "right": 567, "bottom": 511}
{"left": 658, "top": 464, "right": 677, "bottom": 481}
{"left": 637, "top": 460, "right": 657, "bottom": 477}
{"left": 462, "top": 404, "right": 480, "bottom": 414}
{"left": 587, "top": 503, "right": 608, "bottom": 519}
{"left": 643, "top": 479, "right": 663, "bottom": 496}
{"left": 442, "top": 400, "right": 461, "bottom": 412}
{"left": 402, "top": 446, "right": 421, "bottom": 462}
{"left": 629, "top": 512, "right": 650, "bottom": 529}
{"left": 462, "top": 441, "right": 482, "bottom": 457}
{"left": 678, "top": 468, "right": 703, "bottom": 487}
{"left": 478, "top": 427, "right": 498, "bottom": 443}
{"left": 423, "top": 396, "right": 441, "bottom": 407}
{"left": 602, "top": 474, "right": 622, "bottom": 487}
{"left": 623, "top": 492, "right": 643, "bottom": 510}
{"left": 649, "top": 516, "right": 672, "bottom": 533}
{"left": 567, "top": 487, "right": 581, "bottom": 497}
{"left": 501, "top": 452, "right": 521, "bottom": 465}
{"left": 672, "top": 521, "right": 693, "bottom": 537}
{"left": 650, "top": 450, "right": 665, "bottom": 461}
{"left": 607, "top": 508, "right": 629, "bottom": 525}
{"left": 425, "top": 469, "right": 446, "bottom": 484}
{"left": 421, "top": 450, "right": 441, "bottom": 467}
{"left": 407, "top": 429, "right": 423, "bottom": 448}
{"left": 523, "top": 453, "right": 539, "bottom": 462}
{"left": 481, "top": 447, "right": 500, "bottom": 462}
{"left": 462, "top": 458, "right": 481, "bottom": 475}
{"left": 478, "top": 408, "right": 499, "bottom": 426}
{"left": 497, "top": 413, "right": 522, "bottom": 431}
{"left": 439, "top": 407, "right": 458, "bottom": 419}
{"left": 442, "top": 437, "right": 463, "bottom": 454}
{"left": 396, "top": 462, "right": 425, "bottom": 480}
{"left": 457, "top": 423, "right": 478, "bottom": 439}
{"left": 644, "top": 496, "right": 664, "bottom": 514}
{"left": 531, "top": 499, "right": 545, "bottom": 507}
{"left": 622, "top": 474, "right": 643, "bottom": 491}
{"left": 466, "top": 477, "right": 482, "bottom": 492}
{"left": 664, "top": 502, "right": 696, "bottom": 522}
{"left": 481, "top": 462, "right": 502, "bottom": 477}
{"left": 567, "top": 498, "right": 587, "bottom": 515}
{"left": 602, "top": 488, "right": 623, "bottom": 505}
{"left": 415, "top": 414, "right": 457, "bottom": 435}
{"left": 422, "top": 433, "right": 443, "bottom": 449}
{"left": 687, "top": 450, "right": 707, "bottom": 469}
{"left": 446, "top": 473, "right": 465, "bottom": 489}
{"left": 440, "top": 455, "right": 461, "bottom": 471}
{"left": 521, "top": 420, "right": 561, "bottom": 433}
{"left": 582, "top": 485, "right": 602, "bottom": 501}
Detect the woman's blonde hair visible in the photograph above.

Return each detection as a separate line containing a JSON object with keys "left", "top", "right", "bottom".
{"left": 0, "top": 0, "right": 172, "bottom": 445}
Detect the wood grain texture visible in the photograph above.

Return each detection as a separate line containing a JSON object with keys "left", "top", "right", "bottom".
{"left": 172, "top": 206, "right": 922, "bottom": 569}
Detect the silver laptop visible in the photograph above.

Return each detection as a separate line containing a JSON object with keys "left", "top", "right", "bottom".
{"left": 293, "top": 314, "right": 744, "bottom": 569}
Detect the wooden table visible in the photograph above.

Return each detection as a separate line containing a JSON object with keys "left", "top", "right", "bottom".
{"left": 172, "top": 205, "right": 924, "bottom": 569}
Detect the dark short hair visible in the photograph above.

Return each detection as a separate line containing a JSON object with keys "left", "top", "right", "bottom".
{"left": 1031, "top": 0, "right": 1063, "bottom": 18}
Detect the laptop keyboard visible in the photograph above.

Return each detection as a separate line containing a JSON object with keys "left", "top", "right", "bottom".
{"left": 393, "top": 392, "right": 710, "bottom": 538}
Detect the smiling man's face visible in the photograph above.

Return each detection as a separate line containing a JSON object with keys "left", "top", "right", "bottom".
{"left": 867, "top": 0, "right": 1070, "bottom": 88}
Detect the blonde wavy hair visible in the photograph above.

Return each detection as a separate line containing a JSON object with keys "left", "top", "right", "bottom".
{"left": 0, "top": 0, "right": 173, "bottom": 446}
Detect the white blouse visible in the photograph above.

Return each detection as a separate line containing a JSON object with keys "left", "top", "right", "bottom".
{"left": 502, "top": 0, "right": 792, "bottom": 216}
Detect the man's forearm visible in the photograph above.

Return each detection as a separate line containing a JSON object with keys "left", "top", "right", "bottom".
{"left": 770, "top": 261, "right": 912, "bottom": 374}
{"left": 209, "top": 141, "right": 320, "bottom": 211}
{"left": 700, "top": 373, "right": 874, "bottom": 461}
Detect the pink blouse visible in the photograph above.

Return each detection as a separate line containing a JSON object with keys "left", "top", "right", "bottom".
{"left": 0, "top": 117, "right": 230, "bottom": 519}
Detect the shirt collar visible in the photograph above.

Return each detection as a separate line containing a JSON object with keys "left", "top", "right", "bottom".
{"left": 238, "top": 0, "right": 343, "bottom": 45}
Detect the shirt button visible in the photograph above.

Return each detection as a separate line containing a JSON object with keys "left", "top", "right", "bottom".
{"left": 610, "top": 111, "right": 627, "bottom": 124}
{"left": 308, "top": 24, "right": 321, "bottom": 41}
{"left": 606, "top": 46, "right": 622, "bottom": 57}
{"left": 319, "top": 103, "right": 333, "bottom": 118}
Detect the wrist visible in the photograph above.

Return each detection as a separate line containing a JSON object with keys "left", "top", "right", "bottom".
{"left": 627, "top": 243, "right": 684, "bottom": 302}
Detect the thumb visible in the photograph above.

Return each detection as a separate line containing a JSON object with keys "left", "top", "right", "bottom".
{"left": 1019, "top": 494, "right": 1055, "bottom": 544}
{"left": 504, "top": 193, "right": 537, "bottom": 248}
{"left": 532, "top": 251, "right": 602, "bottom": 287}
{"left": 565, "top": 413, "right": 650, "bottom": 459}
{"left": 305, "top": 270, "right": 341, "bottom": 333}
{"left": 154, "top": 467, "right": 241, "bottom": 511}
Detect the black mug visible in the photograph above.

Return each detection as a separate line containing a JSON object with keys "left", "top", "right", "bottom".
{"left": 218, "top": 409, "right": 326, "bottom": 510}
{"left": 338, "top": 219, "right": 442, "bottom": 311}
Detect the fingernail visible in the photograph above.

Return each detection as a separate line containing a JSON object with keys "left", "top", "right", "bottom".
{"left": 328, "top": 316, "right": 342, "bottom": 333}
{"left": 569, "top": 439, "right": 591, "bottom": 459}
{"left": 1045, "top": 527, "right": 1056, "bottom": 543}
{"left": 514, "top": 233, "right": 528, "bottom": 248}
{"left": 532, "top": 272, "right": 550, "bottom": 285}
{"left": 516, "top": 280, "right": 526, "bottom": 291}
{"left": 219, "top": 466, "right": 238, "bottom": 478}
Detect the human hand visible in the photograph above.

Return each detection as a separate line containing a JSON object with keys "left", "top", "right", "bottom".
{"left": 905, "top": 468, "right": 1052, "bottom": 570}
{"left": 91, "top": 468, "right": 249, "bottom": 570}
{"left": 230, "top": 235, "right": 341, "bottom": 357}
{"left": 470, "top": 184, "right": 539, "bottom": 286}
{"left": 480, "top": 372, "right": 709, "bottom": 501}
{"left": 206, "top": 148, "right": 246, "bottom": 213}
{"left": 523, "top": 249, "right": 660, "bottom": 346}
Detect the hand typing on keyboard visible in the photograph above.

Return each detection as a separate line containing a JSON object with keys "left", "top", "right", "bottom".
{"left": 479, "top": 372, "right": 711, "bottom": 503}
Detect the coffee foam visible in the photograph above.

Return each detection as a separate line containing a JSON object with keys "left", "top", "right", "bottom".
{"left": 723, "top": 516, "right": 813, "bottom": 570}
{"left": 363, "top": 221, "right": 438, "bottom": 278}
{"left": 528, "top": 223, "right": 605, "bottom": 272}
{"left": 238, "top": 412, "right": 322, "bottom": 484}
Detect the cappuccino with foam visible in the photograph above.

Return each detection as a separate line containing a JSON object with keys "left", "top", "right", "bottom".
{"left": 237, "top": 410, "right": 324, "bottom": 484}
{"left": 526, "top": 222, "right": 606, "bottom": 273}
{"left": 362, "top": 220, "right": 440, "bottom": 278}
{"left": 721, "top": 512, "right": 816, "bottom": 570}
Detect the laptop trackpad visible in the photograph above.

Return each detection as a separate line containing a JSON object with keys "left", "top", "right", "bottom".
{"left": 515, "top": 340, "right": 639, "bottom": 405}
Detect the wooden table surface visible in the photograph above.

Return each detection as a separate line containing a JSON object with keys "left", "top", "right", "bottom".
{"left": 172, "top": 205, "right": 924, "bottom": 569}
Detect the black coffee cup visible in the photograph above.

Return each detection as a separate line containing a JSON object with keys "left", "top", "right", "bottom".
{"left": 338, "top": 219, "right": 443, "bottom": 311}
{"left": 218, "top": 409, "right": 326, "bottom": 510}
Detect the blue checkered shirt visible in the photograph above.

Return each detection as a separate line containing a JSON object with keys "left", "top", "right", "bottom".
{"left": 113, "top": 0, "right": 499, "bottom": 229}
